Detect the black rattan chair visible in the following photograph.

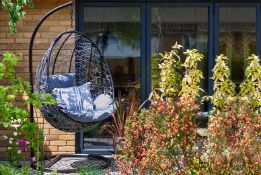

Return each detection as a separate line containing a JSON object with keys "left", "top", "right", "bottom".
{"left": 35, "top": 31, "right": 114, "bottom": 132}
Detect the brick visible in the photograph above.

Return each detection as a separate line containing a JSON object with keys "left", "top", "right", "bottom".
{"left": 16, "top": 26, "right": 34, "bottom": 32}
{"left": 45, "top": 135, "right": 59, "bottom": 141}
{"left": 0, "top": 147, "right": 6, "bottom": 152}
{"left": 0, "top": 39, "right": 14, "bottom": 43}
{"left": 43, "top": 129, "right": 50, "bottom": 134}
{"left": 0, "top": 33, "right": 6, "bottom": 38}
{"left": 34, "top": 38, "right": 50, "bottom": 44}
{"left": 49, "top": 129, "right": 66, "bottom": 135}
{"left": 7, "top": 33, "right": 24, "bottom": 38}
{"left": 23, "top": 20, "right": 38, "bottom": 26}
{"left": 23, "top": 33, "right": 32, "bottom": 38}
{"left": 50, "top": 26, "right": 67, "bottom": 32}
{"left": 40, "top": 32, "right": 59, "bottom": 39}
{"left": 0, "top": 15, "right": 9, "bottom": 21}
{"left": 59, "top": 135, "right": 75, "bottom": 140}
{"left": 0, "top": 130, "right": 9, "bottom": 135}
{"left": 58, "top": 146, "right": 75, "bottom": 152}
{"left": 49, "top": 152, "right": 72, "bottom": 155}
{"left": 44, "top": 123, "right": 54, "bottom": 129}
{"left": 44, "top": 145, "right": 58, "bottom": 152}
{"left": 33, "top": 50, "right": 46, "bottom": 55}
{"left": 45, "top": 141, "right": 50, "bottom": 145}
{"left": 49, "top": 141, "right": 66, "bottom": 146}
{"left": 15, "top": 38, "right": 30, "bottom": 43}
{"left": 66, "top": 141, "right": 75, "bottom": 146}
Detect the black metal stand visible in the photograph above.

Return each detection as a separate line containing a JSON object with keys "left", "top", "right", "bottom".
{"left": 28, "top": 1, "right": 73, "bottom": 158}
{"left": 28, "top": 4, "right": 112, "bottom": 172}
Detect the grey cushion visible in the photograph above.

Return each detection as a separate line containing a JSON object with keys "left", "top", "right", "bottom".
{"left": 52, "top": 82, "right": 113, "bottom": 122}
{"left": 92, "top": 94, "right": 114, "bottom": 121}
{"left": 49, "top": 73, "right": 75, "bottom": 90}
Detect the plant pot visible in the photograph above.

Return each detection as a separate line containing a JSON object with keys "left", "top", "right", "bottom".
{"left": 113, "top": 137, "right": 124, "bottom": 154}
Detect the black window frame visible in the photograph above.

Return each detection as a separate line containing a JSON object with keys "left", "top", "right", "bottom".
{"left": 76, "top": 0, "right": 261, "bottom": 154}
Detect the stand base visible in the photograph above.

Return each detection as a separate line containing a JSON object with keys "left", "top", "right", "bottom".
{"left": 41, "top": 154, "right": 110, "bottom": 173}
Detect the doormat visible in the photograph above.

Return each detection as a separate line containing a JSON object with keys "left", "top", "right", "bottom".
{"left": 43, "top": 154, "right": 110, "bottom": 173}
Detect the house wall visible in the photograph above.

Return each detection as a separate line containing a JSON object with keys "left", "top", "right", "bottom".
{"left": 0, "top": 0, "right": 76, "bottom": 158}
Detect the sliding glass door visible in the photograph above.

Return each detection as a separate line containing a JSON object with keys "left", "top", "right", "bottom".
{"left": 78, "top": 1, "right": 260, "bottom": 154}
{"left": 81, "top": 4, "right": 142, "bottom": 154}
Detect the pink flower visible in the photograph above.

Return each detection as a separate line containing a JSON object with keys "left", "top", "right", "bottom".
{"left": 30, "top": 157, "right": 36, "bottom": 164}
{"left": 17, "top": 139, "right": 30, "bottom": 152}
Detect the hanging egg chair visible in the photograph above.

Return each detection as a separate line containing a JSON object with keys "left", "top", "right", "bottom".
{"left": 35, "top": 31, "right": 114, "bottom": 132}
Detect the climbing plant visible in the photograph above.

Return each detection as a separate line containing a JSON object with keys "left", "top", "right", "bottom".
{"left": 1, "top": 0, "right": 34, "bottom": 33}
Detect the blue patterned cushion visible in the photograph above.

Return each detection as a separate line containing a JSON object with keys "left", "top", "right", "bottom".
{"left": 52, "top": 83, "right": 113, "bottom": 122}
{"left": 52, "top": 82, "right": 94, "bottom": 120}
{"left": 49, "top": 73, "right": 75, "bottom": 90}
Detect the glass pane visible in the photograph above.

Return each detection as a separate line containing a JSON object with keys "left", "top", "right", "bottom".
{"left": 83, "top": 7, "right": 140, "bottom": 152}
{"left": 151, "top": 7, "right": 208, "bottom": 111}
{"left": 219, "top": 7, "right": 256, "bottom": 87}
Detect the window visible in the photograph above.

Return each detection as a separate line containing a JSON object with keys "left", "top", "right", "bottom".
{"left": 77, "top": 1, "right": 260, "bottom": 153}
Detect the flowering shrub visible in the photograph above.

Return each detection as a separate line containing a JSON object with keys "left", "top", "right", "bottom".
{"left": 208, "top": 54, "right": 261, "bottom": 174}
{"left": 117, "top": 44, "right": 260, "bottom": 174}
{"left": 116, "top": 45, "right": 205, "bottom": 174}
{"left": 208, "top": 98, "right": 260, "bottom": 174}
{"left": 0, "top": 52, "right": 55, "bottom": 173}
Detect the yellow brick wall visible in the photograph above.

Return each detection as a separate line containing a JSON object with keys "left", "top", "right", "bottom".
{"left": 0, "top": 0, "right": 76, "bottom": 158}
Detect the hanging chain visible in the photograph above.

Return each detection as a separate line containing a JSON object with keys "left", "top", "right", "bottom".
{"left": 70, "top": 3, "right": 73, "bottom": 30}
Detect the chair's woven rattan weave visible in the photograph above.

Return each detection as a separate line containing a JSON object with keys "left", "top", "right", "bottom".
{"left": 35, "top": 31, "right": 114, "bottom": 132}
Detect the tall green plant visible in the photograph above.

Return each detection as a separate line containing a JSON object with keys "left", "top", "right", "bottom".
{"left": 210, "top": 54, "right": 236, "bottom": 112}
{"left": 158, "top": 42, "right": 183, "bottom": 100}
{"left": 1, "top": 0, "right": 34, "bottom": 33}
{"left": 181, "top": 49, "right": 204, "bottom": 101}
{"left": 239, "top": 54, "right": 261, "bottom": 113}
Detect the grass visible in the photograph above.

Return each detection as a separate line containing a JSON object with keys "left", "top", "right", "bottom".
{"left": 0, "top": 162, "right": 31, "bottom": 175}
{"left": 76, "top": 164, "right": 105, "bottom": 175}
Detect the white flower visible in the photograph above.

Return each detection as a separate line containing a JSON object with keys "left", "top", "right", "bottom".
{"left": 3, "top": 135, "right": 8, "bottom": 140}
{"left": 7, "top": 147, "right": 11, "bottom": 150}
{"left": 13, "top": 132, "right": 17, "bottom": 136}
{"left": 17, "top": 150, "right": 21, "bottom": 154}
{"left": 11, "top": 124, "right": 20, "bottom": 129}
{"left": 8, "top": 137, "right": 13, "bottom": 144}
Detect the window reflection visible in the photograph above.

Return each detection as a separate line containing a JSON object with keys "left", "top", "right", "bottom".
{"left": 84, "top": 7, "right": 140, "bottom": 97}
{"left": 151, "top": 7, "right": 209, "bottom": 111}
{"left": 219, "top": 7, "right": 256, "bottom": 87}
{"left": 83, "top": 7, "right": 141, "bottom": 152}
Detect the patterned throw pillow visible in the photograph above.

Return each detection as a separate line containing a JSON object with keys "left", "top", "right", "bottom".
{"left": 49, "top": 73, "right": 75, "bottom": 90}
{"left": 52, "top": 82, "right": 114, "bottom": 122}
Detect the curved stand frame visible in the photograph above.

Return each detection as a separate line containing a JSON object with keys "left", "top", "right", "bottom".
{"left": 28, "top": 1, "right": 73, "bottom": 126}
{"left": 28, "top": 1, "right": 72, "bottom": 158}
